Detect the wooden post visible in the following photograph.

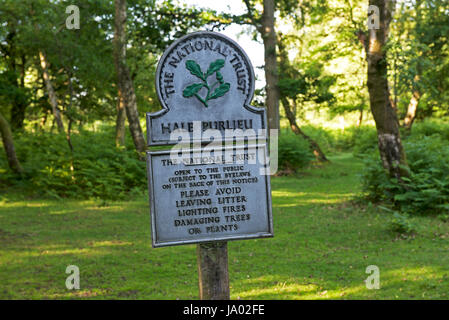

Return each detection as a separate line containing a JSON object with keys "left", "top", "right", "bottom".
{"left": 197, "top": 241, "right": 230, "bottom": 300}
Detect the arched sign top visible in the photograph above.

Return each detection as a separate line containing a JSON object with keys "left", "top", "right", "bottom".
{"left": 147, "top": 31, "right": 265, "bottom": 146}
{"left": 155, "top": 31, "right": 255, "bottom": 110}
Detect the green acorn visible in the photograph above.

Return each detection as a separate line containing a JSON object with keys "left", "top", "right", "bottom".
{"left": 216, "top": 71, "right": 224, "bottom": 84}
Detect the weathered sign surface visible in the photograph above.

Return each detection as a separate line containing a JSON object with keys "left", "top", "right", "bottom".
{"left": 147, "top": 31, "right": 266, "bottom": 146}
{"left": 147, "top": 145, "right": 273, "bottom": 247}
{"left": 146, "top": 31, "right": 273, "bottom": 247}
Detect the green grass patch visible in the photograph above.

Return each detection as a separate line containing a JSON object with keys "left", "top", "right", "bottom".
{"left": 0, "top": 153, "right": 448, "bottom": 299}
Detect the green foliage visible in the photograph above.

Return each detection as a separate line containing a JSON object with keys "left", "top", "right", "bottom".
{"left": 389, "top": 0, "right": 449, "bottom": 119}
{"left": 278, "top": 60, "right": 336, "bottom": 105}
{"left": 361, "top": 130, "right": 449, "bottom": 215}
{"left": 351, "top": 127, "right": 378, "bottom": 156}
{"left": 405, "top": 118, "right": 449, "bottom": 141}
{"left": 389, "top": 212, "right": 416, "bottom": 234}
{"left": 0, "top": 128, "right": 146, "bottom": 200}
{"left": 294, "top": 125, "right": 335, "bottom": 153}
{"left": 360, "top": 156, "right": 387, "bottom": 202}
{"left": 277, "top": 131, "right": 314, "bottom": 172}
{"left": 0, "top": 0, "right": 117, "bottom": 128}
{"left": 290, "top": 125, "right": 378, "bottom": 155}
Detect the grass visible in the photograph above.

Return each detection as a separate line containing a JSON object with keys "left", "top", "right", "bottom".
{"left": 0, "top": 153, "right": 448, "bottom": 299}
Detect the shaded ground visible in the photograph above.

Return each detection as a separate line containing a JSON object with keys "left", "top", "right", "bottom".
{"left": 0, "top": 153, "right": 448, "bottom": 299}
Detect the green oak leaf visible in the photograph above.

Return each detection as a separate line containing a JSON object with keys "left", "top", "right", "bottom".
{"left": 208, "top": 82, "right": 230, "bottom": 100}
{"left": 185, "top": 60, "right": 204, "bottom": 80}
{"left": 183, "top": 83, "right": 203, "bottom": 98}
{"left": 206, "top": 59, "right": 225, "bottom": 77}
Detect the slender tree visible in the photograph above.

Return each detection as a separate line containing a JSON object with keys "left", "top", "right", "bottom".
{"left": 278, "top": 35, "right": 329, "bottom": 162}
{"left": 359, "top": 0, "right": 408, "bottom": 179}
{"left": 402, "top": 0, "right": 422, "bottom": 130}
{"left": 243, "top": 0, "right": 280, "bottom": 131}
{"left": 403, "top": 74, "right": 421, "bottom": 129}
{"left": 281, "top": 97, "right": 328, "bottom": 162}
{"left": 0, "top": 111, "right": 23, "bottom": 173}
{"left": 38, "top": 50, "right": 65, "bottom": 134}
{"left": 115, "top": 94, "right": 126, "bottom": 147}
{"left": 114, "top": 0, "right": 146, "bottom": 154}
{"left": 261, "top": 0, "right": 280, "bottom": 131}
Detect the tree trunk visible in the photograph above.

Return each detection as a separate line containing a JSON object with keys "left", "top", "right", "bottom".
{"left": 262, "top": 0, "right": 280, "bottom": 131}
{"left": 10, "top": 55, "right": 27, "bottom": 131}
{"left": 403, "top": 0, "right": 423, "bottom": 131}
{"left": 115, "top": 94, "right": 126, "bottom": 147}
{"left": 10, "top": 96, "right": 27, "bottom": 132}
{"left": 292, "top": 98, "right": 297, "bottom": 118}
{"left": 277, "top": 33, "right": 327, "bottom": 162}
{"left": 356, "top": 108, "right": 363, "bottom": 127}
{"left": 281, "top": 98, "right": 328, "bottom": 162}
{"left": 366, "top": 0, "right": 408, "bottom": 179}
{"left": 403, "top": 88, "right": 420, "bottom": 129}
{"left": 0, "top": 111, "right": 23, "bottom": 174}
{"left": 114, "top": 0, "right": 146, "bottom": 154}
{"left": 39, "top": 51, "right": 65, "bottom": 134}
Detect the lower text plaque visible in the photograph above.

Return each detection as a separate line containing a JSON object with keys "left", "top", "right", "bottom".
{"left": 146, "top": 144, "right": 273, "bottom": 247}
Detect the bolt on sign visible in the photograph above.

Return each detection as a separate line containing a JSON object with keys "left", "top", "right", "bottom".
{"left": 146, "top": 31, "right": 273, "bottom": 248}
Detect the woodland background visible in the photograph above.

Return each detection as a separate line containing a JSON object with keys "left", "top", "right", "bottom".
{"left": 0, "top": 0, "right": 448, "bottom": 299}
